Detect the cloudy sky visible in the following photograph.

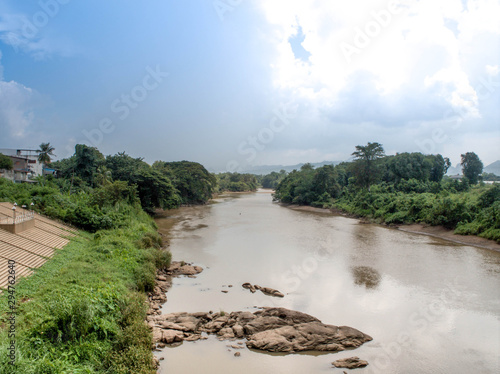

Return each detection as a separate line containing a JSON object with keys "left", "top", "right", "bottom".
{"left": 0, "top": 0, "right": 498, "bottom": 171}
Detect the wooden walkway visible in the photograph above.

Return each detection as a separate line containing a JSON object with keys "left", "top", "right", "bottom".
{"left": 0, "top": 202, "right": 78, "bottom": 293}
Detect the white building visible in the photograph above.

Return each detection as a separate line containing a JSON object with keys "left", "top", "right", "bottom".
{"left": 0, "top": 148, "right": 44, "bottom": 183}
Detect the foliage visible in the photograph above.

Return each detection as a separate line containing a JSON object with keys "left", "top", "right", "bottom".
{"left": 51, "top": 149, "right": 216, "bottom": 213}
{"left": 461, "top": 151, "right": 483, "bottom": 184}
{"left": 482, "top": 172, "right": 500, "bottom": 181}
{"left": 0, "top": 178, "right": 138, "bottom": 232}
{"left": 274, "top": 164, "right": 340, "bottom": 206}
{"left": 0, "top": 201, "right": 168, "bottom": 373}
{"left": 37, "top": 142, "right": 56, "bottom": 164}
{"left": 216, "top": 173, "right": 259, "bottom": 192}
{"left": 381, "top": 153, "right": 450, "bottom": 183}
{"left": 350, "top": 142, "right": 385, "bottom": 188}
{"left": 273, "top": 147, "right": 498, "bottom": 243}
{"left": 0, "top": 153, "right": 13, "bottom": 170}
{"left": 261, "top": 170, "right": 287, "bottom": 189}
{"left": 52, "top": 144, "right": 105, "bottom": 187}
{"left": 152, "top": 161, "right": 216, "bottom": 204}
{"left": 125, "top": 168, "right": 181, "bottom": 213}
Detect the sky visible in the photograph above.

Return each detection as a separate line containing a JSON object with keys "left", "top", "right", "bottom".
{"left": 0, "top": 0, "right": 498, "bottom": 172}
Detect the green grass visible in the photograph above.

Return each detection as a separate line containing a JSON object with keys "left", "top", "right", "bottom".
{"left": 0, "top": 207, "right": 170, "bottom": 373}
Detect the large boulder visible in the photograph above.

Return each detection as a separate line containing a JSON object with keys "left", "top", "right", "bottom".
{"left": 246, "top": 322, "right": 371, "bottom": 353}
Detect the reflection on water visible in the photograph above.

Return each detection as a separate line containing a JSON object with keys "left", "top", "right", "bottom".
{"left": 351, "top": 266, "right": 382, "bottom": 289}
{"left": 155, "top": 191, "right": 500, "bottom": 374}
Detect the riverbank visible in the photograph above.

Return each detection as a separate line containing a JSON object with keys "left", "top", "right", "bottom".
{"left": 0, "top": 206, "right": 166, "bottom": 373}
{"left": 396, "top": 223, "right": 500, "bottom": 252}
{"left": 284, "top": 204, "right": 500, "bottom": 252}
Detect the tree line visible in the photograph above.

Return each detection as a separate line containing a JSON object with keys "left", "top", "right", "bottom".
{"left": 273, "top": 143, "right": 499, "bottom": 243}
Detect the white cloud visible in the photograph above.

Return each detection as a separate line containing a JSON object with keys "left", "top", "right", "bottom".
{"left": 485, "top": 64, "right": 499, "bottom": 76}
{"left": 0, "top": 53, "right": 39, "bottom": 138}
{"left": 256, "top": 0, "right": 498, "bottom": 122}
{"left": 251, "top": 0, "right": 500, "bottom": 164}
{"left": 0, "top": 3, "right": 77, "bottom": 60}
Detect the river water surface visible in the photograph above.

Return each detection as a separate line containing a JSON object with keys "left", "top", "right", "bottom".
{"left": 154, "top": 190, "right": 500, "bottom": 374}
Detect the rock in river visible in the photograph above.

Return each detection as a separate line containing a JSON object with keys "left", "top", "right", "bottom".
{"left": 148, "top": 307, "right": 372, "bottom": 354}
{"left": 332, "top": 356, "right": 369, "bottom": 369}
{"left": 242, "top": 283, "right": 285, "bottom": 298}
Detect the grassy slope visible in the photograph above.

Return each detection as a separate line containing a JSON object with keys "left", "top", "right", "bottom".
{"left": 0, "top": 208, "right": 169, "bottom": 373}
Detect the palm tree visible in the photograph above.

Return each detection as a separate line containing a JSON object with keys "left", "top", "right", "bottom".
{"left": 351, "top": 142, "right": 385, "bottom": 189}
{"left": 96, "top": 165, "right": 112, "bottom": 186}
{"left": 36, "top": 143, "right": 56, "bottom": 164}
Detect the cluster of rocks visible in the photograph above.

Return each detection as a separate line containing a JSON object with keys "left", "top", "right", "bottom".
{"left": 147, "top": 260, "right": 372, "bottom": 369}
{"left": 147, "top": 261, "right": 203, "bottom": 316}
{"left": 242, "top": 282, "right": 285, "bottom": 298}
{"left": 148, "top": 306, "right": 372, "bottom": 354}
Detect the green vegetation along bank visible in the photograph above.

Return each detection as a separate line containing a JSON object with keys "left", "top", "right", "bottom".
{"left": 0, "top": 180, "right": 169, "bottom": 373}
{"left": 273, "top": 144, "right": 500, "bottom": 243}
{"left": 215, "top": 172, "right": 259, "bottom": 192}
{"left": 0, "top": 143, "right": 222, "bottom": 373}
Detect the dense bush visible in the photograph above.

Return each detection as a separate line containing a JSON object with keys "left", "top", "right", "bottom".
{"left": 0, "top": 178, "right": 138, "bottom": 232}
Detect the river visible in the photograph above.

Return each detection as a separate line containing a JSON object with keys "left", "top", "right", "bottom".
{"left": 154, "top": 190, "right": 500, "bottom": 374}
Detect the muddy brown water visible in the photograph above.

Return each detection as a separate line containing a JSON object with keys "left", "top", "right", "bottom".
{"left": 154, "top": 190, "right": 500, "bottom": 374}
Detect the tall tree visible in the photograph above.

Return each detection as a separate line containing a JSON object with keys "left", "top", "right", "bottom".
{"left": 36, "top": 142, "right": 56, "bottom": 164}
{"left": 351, "top": 142, "right": 385, "bottom": 189}
{"left": 461, "top": 152, "right": 483, "bottom": 184}
{"left": 72, "top": 144, "right": 105, "bottom": 186}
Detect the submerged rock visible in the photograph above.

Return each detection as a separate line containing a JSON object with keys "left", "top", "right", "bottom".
{"left": 168, "top": 261, "right": 203, "bottom": 276}
{"left": 242, "top": 282, "right": 256, "bottom": 293}
{"left": 242, "top": 283, "right": 285, "bottom": 298}
{"left": 332, "top": 356, "right": 369, "bottom": 369}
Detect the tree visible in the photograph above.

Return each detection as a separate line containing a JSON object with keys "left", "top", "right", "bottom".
{"left": 351, "top": 142, "right": 385, "bottom": 189}
{"left": 95, "top": 165, "right": 113, "bottom": 186}
{"left": 0, "top": 153, "right": 13, "bottom": 170}
{"left": 73, "top": 144, "right": 105, "bottom": 186}
{"left": 461, "top": 152, "right": 483, "bottom": 184}
{"left": 428, "top": 154, "right": 451, "bottom": 182}
{"left": 52, "top": 144, "right": 105, "bottom": 186}
{"left": 313, "top": 165, "right": 341, "bottom": 198}
{"left": 37, "top": 142, "right": 56, "bottom": 164}
{"left": 152, "top": 161, "right": 217, "bottom": 204}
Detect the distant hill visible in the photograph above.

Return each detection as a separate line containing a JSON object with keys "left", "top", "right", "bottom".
{"left": 446, "top": 163, "right": 462, "bottom": 176}
{"left": 240, "top": 160, "right": 341, "bottom": 175}
{"left": 484, "top": 160, "right": 500, "bottom": 176}
{"left": 447, "top": 160, "right": 500, "bottom": 176}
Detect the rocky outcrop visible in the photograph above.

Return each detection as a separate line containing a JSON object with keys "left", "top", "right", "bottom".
{"left": 148, "top": 307, "right": 372, "bottom": 354}
{"left": 147, "top": 272, "right": 171, "bottom": 316}
{"left": 147, "top": 262, "right": 203, "bottom": 317}
{"left": 242, "top": 283, "right": 285, "bottom": 298}
{"left": 332, "top": 356, "right": 369, "bottom": 369}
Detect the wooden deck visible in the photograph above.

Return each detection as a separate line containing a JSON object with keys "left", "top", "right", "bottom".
{"left": 0, "top": 202, "right": 78, "bottom": 293}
